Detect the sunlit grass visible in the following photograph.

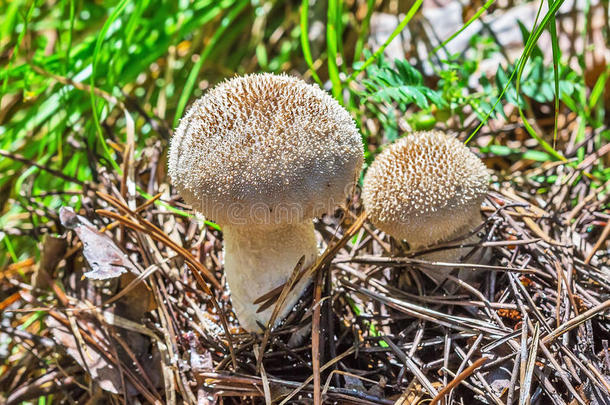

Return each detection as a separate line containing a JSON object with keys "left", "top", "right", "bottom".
{"left": 0, "top": 0, "right": 607, "bottom": 269}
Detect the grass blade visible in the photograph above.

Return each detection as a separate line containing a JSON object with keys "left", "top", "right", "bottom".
{"left": 327, "top": 0, "right": 342, "bottom": 101}
{"left": 520, "top": 322, "right": 540, "bottom": 405}
{"left": 345, "top": 0, "right": 423, "bottom": 84}
{"left": 588, "top": 67, "right": 609, "bottom": 110}
{"left": 515, "top": 0, "right": 567, "bottom": 161}
{"left": 90, "top": 0, "right": 131, "bottom": 173}
{"left": 431, "top": 0, "right": 496, "bottom": 56}
{"left": 547, "top": 0, "right": 561, "bottom": 148}
{"left": 299, "top": 0, "right": 323, "bottom": 85}
{"left": 172, "top": 0, "right": 247, "bottom": 128}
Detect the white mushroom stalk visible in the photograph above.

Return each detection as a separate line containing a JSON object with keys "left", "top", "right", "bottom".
{"left": 168, "top": 73, "right": 363, "bottom": 331}
{"left": 362, "top": 130, "right": 490, "bottom": 281}
{"left": 222, "top": 222, "right": 317, "bottom": 331}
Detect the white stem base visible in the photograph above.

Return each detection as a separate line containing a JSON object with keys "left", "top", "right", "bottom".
{"left": 222, "top": 222, "right": 318, "bottom": 332}
{"left": 411, "top": 214, "right": 488, "bottom": 285}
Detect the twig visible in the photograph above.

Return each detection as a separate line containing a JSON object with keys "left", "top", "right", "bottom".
{"left": 312, "top": 269, "right": 324, "bottom": 405}
{"left": 542, "top": 299, "right": 610, "bottom": 344}
{"left": 429, "top": 356, "right": 489, "bottom": 405}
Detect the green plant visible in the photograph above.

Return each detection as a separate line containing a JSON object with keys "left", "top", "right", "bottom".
{"left": 0, "top": 0, "right": 304, "bottom": 267}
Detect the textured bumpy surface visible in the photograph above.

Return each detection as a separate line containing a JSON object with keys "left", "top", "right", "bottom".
{"left": 362, "top": 131, "right": 489, "bottom": 247}
{"left": 168, "top": 73, "right": 363, "bottom": 225}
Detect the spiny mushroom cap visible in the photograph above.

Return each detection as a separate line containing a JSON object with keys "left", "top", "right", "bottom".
{"left": 168, "top": 73, "right": 363, "bottom": 225}
{"left": 362, "top": 131, "right": 489, "bottom": 247}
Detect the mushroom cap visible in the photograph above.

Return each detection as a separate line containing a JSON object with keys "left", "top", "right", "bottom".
{"left": 168, "top": 73, "right": 363, "bottom": 225}
{"left": 362, "top": 131, "right": 489, "bottom": 247}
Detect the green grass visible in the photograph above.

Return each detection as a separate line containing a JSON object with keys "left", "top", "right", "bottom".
{"left": 1, "top": 0, "right": 608, "bottom": 269}
{"left": 0, "top": 0, "right": 293, "bottom": 266}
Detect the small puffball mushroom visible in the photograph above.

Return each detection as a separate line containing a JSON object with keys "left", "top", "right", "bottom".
{"left": 169, "top": 73, "right": 363, "bottom": 331}
{"left": 362, "top": 130, "right": 489, "bottom": 281}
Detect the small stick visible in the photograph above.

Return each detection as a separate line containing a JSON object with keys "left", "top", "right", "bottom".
{"left": 312, "top": 269, "right": 324, "bottom": 405}
{"left": 256, "top": 256, "right": 305, "bottom": 371}
{"left": 542, "top": 299, "right": 610, "bottom": 344}
{"left": 585, "top": 220, "right": 610, "bottom": 264}
{"left": 429, "top": 356, "right": 489, "bottom": 405}
{"left": 0, "top": 150, "right": 87, "bottom": 187}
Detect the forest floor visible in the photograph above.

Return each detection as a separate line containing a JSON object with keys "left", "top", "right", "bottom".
{"left": 1, "top": 0, "right": 610, "bottom": 404}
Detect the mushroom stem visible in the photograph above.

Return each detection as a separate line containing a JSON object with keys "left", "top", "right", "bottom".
{"left": 412, "top": 213, "right": 487, "bottom": 283}
{"left": 222, "top": 221, "right": 318, "bottom": 332}
{"left": 409, "top": 211, "right": 484, "bottom": 251}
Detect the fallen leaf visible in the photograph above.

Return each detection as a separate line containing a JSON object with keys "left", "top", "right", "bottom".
{"left": 47, "top": 314, "right": 124, "bottom": 394}
{"left": 59, "top": 206, "right": 137, "bottom": 280}
{"left": 32, "top": 234, "right": 67, "bottom": 289}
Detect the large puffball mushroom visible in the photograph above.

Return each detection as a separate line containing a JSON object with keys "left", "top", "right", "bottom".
{"left": 168, "top": 73, "right": 363, "bottom": 332}
{"left": 362, "top": 130, "right": 490, "bottom": 281}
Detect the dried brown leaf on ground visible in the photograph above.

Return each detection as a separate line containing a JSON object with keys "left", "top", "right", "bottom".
{"left": 59, "top": 206, "right": 138, "bottom": 280}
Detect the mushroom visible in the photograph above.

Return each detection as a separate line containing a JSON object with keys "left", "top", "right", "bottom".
{"left": 168, "top": 73, "right": 363, "bottom": 331}
{"left": 362, "top": 130, "right": 489, "bottom": 282}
